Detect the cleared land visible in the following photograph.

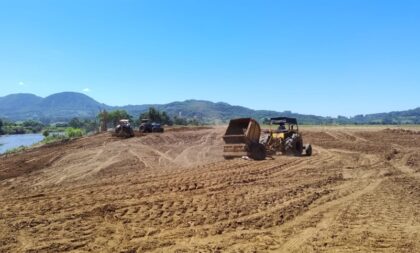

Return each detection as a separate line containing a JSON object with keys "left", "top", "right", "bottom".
{"left": 0, "top": 126, "right": 419, "bottom": 252}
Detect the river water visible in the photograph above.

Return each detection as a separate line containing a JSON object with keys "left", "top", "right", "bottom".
{"left": 0, "top": 134, "right": 44, "bottom": 154}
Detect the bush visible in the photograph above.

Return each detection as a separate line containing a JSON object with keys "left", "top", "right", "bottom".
{"left": 42, "top": 130, "right": 50, "bottom": 137}
{"left": 42, "top": 134, "right": 68, "bottom": 144}
{"left": 65, "top": 128, "right": 84, "bottom": 138}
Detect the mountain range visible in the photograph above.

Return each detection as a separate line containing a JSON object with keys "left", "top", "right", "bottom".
{"left": 0, "top": 92, "right": 419, "bottom": 124}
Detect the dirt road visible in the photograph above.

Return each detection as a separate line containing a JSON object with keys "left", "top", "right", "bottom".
{"left": 0, "top": 127, "right": 419, "bottom": 252}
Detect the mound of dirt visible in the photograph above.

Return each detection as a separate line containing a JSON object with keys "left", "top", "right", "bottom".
{"left": 382, "top": 128, "right": 420, "bottom": 135}
{"left": 0, "top": 128, "right": 225, "bottom": 186}
{"left": 165, "top": 126, "right": 214, "bottom": 132}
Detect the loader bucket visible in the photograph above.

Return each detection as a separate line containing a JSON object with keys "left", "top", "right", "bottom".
{"left": 223, "top": 118, "right": 261, "bottom": 144}
{"left": 223, "top": 118, "right": 262, "bottom": 159}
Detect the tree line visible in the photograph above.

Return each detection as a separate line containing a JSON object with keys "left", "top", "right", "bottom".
{"left": 0, "top": 119, "right": 44, "bottom": 135}
{"left": 0, "top": 107, "right": 204, "bottom": 136}
{"left": 98, "top": 107, "right": 202, "bottom": 128}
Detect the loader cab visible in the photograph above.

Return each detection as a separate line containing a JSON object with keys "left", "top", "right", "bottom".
{"left": 277, "top": 123, "right": 287, "bottom": 132}
{"left": 119, "top": 119, "right": 131, "bottom": 126}
{"left": 270, "top": 117, "right": 299, "bottom": 137}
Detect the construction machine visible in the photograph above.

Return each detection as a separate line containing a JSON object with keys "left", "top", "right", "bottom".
{"left": 261, "top": 117, "right": 312, "bottom": 156}
{"left": 223, "top": 118, "right": 267, "bottom": 160}
{"left": 222, "top": 117, "right": 312, "bottom": 160}
{"left": 139, "top": 119, "right": 164, "bottom": 133}
{"left": 115, "top": 119, "right": 135, "bottom": 138}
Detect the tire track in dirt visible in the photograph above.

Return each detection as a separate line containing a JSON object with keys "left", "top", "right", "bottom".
{"left": 305, "top": 176, "right": 420, "bottom": 252}
{"left": 276, "top": 177, "right": 383, "bottom": 252}
{"left": 0, "top": 127, "right": 419, "bottom": 252}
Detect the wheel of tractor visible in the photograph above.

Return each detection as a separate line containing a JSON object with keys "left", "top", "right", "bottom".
{"left": 305, "top": 144, "right": 312, "bottom": 156}
{"left": 284, "top": 137, "right": 295, "bottom": 153}
{"left": 294, "top": 139, "right": 303, "bottom": 156}
{"left": 115, "top": 126, "right": 122, "bottom": 135}
{"left": 139, "top": 125, "right": 145, "bottom": 133}
{"left": 250, "top": 143, "right": 266, "bottom": 160}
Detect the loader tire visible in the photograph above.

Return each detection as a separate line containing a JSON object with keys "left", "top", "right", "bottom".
{"left": 115, "top": 126, "right": 122, "bottom": 135}
{"left": 129, "top": 127, "right": 134, "bottom": 137}
{"left": 305, "top": 144, "right": 312, "bottom": 156}
{"left": 284, "top": 137, "right": 295, "bottom": 153}
{"left": 250, "top": 143, "right": 266, "bottom": 161}
{"left": 294, "top": 139, "right": 303, "bottom": 156}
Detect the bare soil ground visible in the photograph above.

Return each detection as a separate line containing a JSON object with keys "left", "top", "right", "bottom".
{"left": 0, "top": 126, "right": 419, "bottom": 252}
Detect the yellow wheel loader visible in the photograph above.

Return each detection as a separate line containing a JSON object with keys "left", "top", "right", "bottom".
{"left": 261, "top": 117, "right": 312, "bottom": 156}
{"left": 222, "top": 117, "right": 311, "bottom": 160}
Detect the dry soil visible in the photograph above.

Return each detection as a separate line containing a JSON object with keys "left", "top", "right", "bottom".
{"left": 0, "top": 126, "right": 419, "bottom": 252}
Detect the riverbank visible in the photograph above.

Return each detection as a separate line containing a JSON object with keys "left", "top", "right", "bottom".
{"left": 0, "top": 134, "right": 44, "bottom": 154}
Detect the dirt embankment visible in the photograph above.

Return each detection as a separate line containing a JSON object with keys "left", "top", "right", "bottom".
{"left": 0, "top": 127, "right": 419, "bottom": 252}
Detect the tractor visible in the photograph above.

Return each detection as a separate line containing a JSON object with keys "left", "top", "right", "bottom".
{"left": 222, "top": 117, "right": 312, "bottom": 160}
{"left": 139, "top": 119, "right": 164, "bottom": 133}
{"left": 115, "top": 119, "right": 135, "bottom": 138}
{"left": 260, "top": 117, "right": 312, "bottom": 156}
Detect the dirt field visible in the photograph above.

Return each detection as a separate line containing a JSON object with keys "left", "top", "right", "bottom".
{"left": 1, "top": 126, "right": 419, "bottom": 252}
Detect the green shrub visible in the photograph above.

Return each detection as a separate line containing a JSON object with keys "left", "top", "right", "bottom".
{"left": 42, "top": 134, "right": 68, "bottom": 144}
{"left": 65, "top": 127, "right": 84, "bottom": 138}
{"left": 42, "top": 130, "right": 50, "bottom": 137}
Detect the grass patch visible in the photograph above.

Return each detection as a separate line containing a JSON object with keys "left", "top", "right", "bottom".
{"left": 65, "top": 127, "right": 84, "bottom": 138}
{"left": 4, "top": 145, "right": 27, "bottom": 154}
{"left": 41, "top": 128, "right": 84, "bottom": 144}
{"left": 42, "top": 134, "right": 69, "bottom": 144}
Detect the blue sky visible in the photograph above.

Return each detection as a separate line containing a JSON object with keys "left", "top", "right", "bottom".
{"left": 0, "top": 0, "right": 419, "bottom": 117}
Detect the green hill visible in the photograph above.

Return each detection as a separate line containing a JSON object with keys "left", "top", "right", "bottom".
{"left": 0, "top": 92, "right": 419, "bottom": 124}
{"left": 0, "top": 92, "right": 109, "bottom": 122}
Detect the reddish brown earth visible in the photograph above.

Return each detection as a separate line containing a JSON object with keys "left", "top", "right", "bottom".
{"left": 0, "top": 127, "right": 419, "bottom": 252}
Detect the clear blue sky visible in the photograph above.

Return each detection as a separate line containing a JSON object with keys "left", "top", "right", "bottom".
{"left": 0, "top": 0, "right": 419, "bottom": 117}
